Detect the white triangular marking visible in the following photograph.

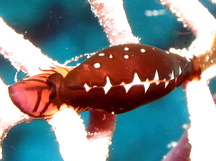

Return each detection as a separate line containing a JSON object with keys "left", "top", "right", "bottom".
{"left": 84, "top": 83, "right": 91, "bottom": 92}
{"left": 153, "top": 70, "right": 160, "bottom": 85}
{"left": 122, "top": 83, "right": 133, "bottom": 93}
{"left": 143, "top": 79, "right": 151, "bottom": 92}
{"left": 170, "top": 70, "right": 175, "bottom": 80}
{"left": 103, "top": 76, "right": 113, "bottom": 94}
{"left": 164, "top": 81, "right": 169, "bottom": 88}
{"left": 84, "top": 71, "right": 176, "bottom": 94}
{"left": 121, "top": 73, "right": 153, "bottom": 93}
{"left": 153, "top": 70, "right": 159, "bottom": 80}
{"left": 121, "top": 73, "right": 142, "bottom": 93}
{"left": 132, "top": 73, "right": 141, "bottom": 84}
{"left": 179, "top": 66, "right": 182, "bottom": 75}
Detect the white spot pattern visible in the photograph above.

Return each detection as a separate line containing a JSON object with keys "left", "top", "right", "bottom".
{"left": 98, "top": 53, "right": 105, "bottom": 56}
{"left": 124, "top": 55, "right": 129, "bottom": 59}
{"left": 140, "top": 48, "right": 146, "bottom": 53}
{"left": 93, "top": 63, "right": 101, "bottom": 68}
{"left": 124, "top": 47, "right": 129, "bottom": 51}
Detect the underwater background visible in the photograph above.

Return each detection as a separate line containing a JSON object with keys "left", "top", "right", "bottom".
{"left": 0, "top": 0, "right": 216, "bottom": 161}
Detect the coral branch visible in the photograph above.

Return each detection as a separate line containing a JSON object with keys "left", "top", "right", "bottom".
{"left": 88, "top": 0, "right": 140, "bottom": 45}
{"left": 161, "top": 1, "right": 216, "bottom": 160}
{"left": 48, "top": 108, "right": 88, "bottom": 161}
{"left": 49, "top": 108, "right": 114, "bottom": 161}
{"left": 87, "top": 110, "right": 116, "bottom": 140}
{"left": 211, "top": 0, "right": 216, "bottom": 4}
{"left": 160, "top": 0, "right": 216, "bottom": 39}
{"left": 185, "top": 80, "right": 216, "bottom": 161}
{"left": 161, "top": 0, "right": 216, "bottom": 60}
{"left": 87, "top": 110, "right": 116, "bottom": 160}
{"left": 0, "top": 18, "right": 60, "bottom": 76}
{"left": 163, "top": 131, "right": 191, "bottom": 161}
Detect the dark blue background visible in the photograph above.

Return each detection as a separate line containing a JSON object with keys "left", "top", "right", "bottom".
{"left": 0, "top": 0, "right": 215, "bottom": 161}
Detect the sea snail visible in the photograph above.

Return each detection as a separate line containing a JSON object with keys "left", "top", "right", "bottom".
{"left": 9, "top": 44, "right": 201, "bottom": 117}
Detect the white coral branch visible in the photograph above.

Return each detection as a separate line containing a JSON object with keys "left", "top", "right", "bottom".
{"left": 48, "top": 108, "right": 115, "bottom": 161}
{"left": 48, "top": 108, "right": 89, "bottom": 161}
{"left": 0, "top": 17, "right": 60, "bottom": 76}
{"left": 161, "top": 0, "right": 216, "bottom": 57}
{"left": 161, "top": 0, "right": 216, "bottom": 160}
{"left": 88, "top": 0, "right": 140, "bottom": 45}
{"left": 186, "top": 79, "right": 216, "bottom": 161}
{"left": 160, "top": 0, "right": 216, "bottom": 39}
